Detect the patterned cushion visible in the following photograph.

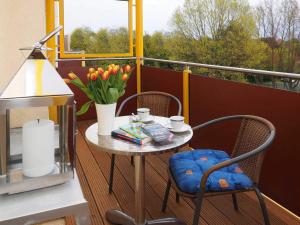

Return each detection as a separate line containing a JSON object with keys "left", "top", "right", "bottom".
{"left": 169, "top": 149, "right": 253, "bottom": 193}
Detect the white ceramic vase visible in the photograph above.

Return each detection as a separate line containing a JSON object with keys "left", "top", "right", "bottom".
{"left": 95, "top": 103, "right": 117, "bottom": 135}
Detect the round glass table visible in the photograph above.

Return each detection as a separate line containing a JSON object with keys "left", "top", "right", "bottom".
{"left": 85, "top": 116, "right": 193, "bottom": 225}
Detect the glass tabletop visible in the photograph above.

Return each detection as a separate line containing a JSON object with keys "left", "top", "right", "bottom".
{"left": 85, "top": 116, "right": 193, "bottom": 156}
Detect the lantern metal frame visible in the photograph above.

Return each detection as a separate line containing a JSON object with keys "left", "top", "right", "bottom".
{"left": 0, "top": 26, "right": 76, "bottom": 194}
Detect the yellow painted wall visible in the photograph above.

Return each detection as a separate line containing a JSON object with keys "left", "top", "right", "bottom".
{"left": 0, "top": 0, "right": 49, "bottom": 127}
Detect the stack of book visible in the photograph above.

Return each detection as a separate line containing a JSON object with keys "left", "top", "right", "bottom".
{"left": 111, "top": 124, "right": 152, "bottom": 145}
{"left": 111, "top": 123, "right": 174, "bottom": 145}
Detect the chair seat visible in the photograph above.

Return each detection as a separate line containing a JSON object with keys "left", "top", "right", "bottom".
{"left": 169, "top": 149, "right": 253, "bottom": 193}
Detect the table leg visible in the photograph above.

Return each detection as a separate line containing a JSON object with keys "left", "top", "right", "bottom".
{"left": 105, "top": 155, "right": 186, "bottom": 225}
{"left": 134, "top": 155, "right": 145, "bottom": 225}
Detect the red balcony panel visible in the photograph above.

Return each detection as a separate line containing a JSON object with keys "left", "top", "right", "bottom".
{"left": 141, "top": 66, "right": 183, "bottom": 116}
{"left": 190, "top": 74, "right": 300, "bottom": 215}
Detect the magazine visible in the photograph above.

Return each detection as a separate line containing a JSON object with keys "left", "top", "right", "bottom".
{"left": 141, "top": 123, "right": 173, "bottom": 143}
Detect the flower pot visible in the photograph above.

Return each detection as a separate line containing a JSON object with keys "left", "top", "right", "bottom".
{"left": 95, "top": 103, "right": 117, "bottom": 135}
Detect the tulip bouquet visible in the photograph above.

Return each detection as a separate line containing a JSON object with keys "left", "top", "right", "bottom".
{"left": 65, "top": 64, "right": 132, "bottom": 115}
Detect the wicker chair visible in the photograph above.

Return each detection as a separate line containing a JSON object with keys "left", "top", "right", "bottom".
{"left": 161, "top": 115, "right": 275, "bottom": 225}
{"left": 108, "top": 91, "right": 182, "bottom": 193}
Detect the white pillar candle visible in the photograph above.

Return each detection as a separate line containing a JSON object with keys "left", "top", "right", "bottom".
{"left": 22, "top": 119, "right": 55, "bottom": 177}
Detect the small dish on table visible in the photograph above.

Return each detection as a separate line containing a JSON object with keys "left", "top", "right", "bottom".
{"left": 165, "top": 123, "right": 191, "bottom": 133}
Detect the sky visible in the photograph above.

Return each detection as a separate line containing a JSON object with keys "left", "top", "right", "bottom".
{"left": 63, "top": 0, "right": 268, "bottom": 35}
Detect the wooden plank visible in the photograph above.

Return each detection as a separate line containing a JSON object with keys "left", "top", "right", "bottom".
{"left": 76, "top": 130, "right": 121, "bottom": 225}
{"left": 65, "top": 217, "right": 75, "bottom": 225}
{"left": 237, "top": 192, "right": 300, "bottom": 225}
{"left": 76, "top": 158, "right": 104, "bottom": 225}
{"left": 246, "top": 192, "right": 300, "bottom": 225}
{"left": 206, "top": 195, "right": 259, "bottom": 225}
{"left": 90, "top": 150, "right": 136, "bottom": 218}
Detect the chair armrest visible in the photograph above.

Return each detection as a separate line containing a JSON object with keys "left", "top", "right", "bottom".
{"left": 192, "top": 115, "right": 271, "bottom": 131}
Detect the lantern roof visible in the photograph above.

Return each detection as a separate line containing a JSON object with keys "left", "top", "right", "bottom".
{"left": 0, "top": 59, "right": 73, "bottom": 100}
{"left": 0, "top": 26, "right": 73, "bottom": 100}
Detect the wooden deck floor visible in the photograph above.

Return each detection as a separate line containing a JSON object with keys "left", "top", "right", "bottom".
{"left": 67, "top": 120, "right": 300, "bottom": 225}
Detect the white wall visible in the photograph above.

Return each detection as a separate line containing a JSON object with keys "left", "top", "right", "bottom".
{"left": 0, "top": 0, "right": 48, "bottom": 127}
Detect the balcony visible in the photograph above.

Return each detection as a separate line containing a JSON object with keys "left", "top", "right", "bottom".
{"left": 2, "top": 0, "right": 300, "bottom": 224}
{"left": 57, "top": 57, "right": 300, "bottom": 225}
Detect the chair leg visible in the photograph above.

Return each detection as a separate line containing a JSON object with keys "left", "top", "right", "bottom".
{"left": 193, "top": 192, "right": 204, "bottom": 225}
{"left": 161, "top": 179, "right": 171, "bottom": 212}
{"left": 108, "top": 154, "right": 116, "bottom": 194}
{"left": 130, "top": 156, "right": 134, "bottom": 166}
{"left": 176, "top": 193, "right": 180, "bottom": 203}
{"left": 232, "top": 193, "right": 239, "bottom": 211}
{"left": 253, "top": 186, "right": 271, "bottom": 225}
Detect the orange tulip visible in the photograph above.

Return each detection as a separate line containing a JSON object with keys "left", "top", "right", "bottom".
{"left": 90, "top": 72, "right": 98, "bottom": 81}
{"left": 89, "top": 68, "right": 95, "bottom": 73}
{"left": 68, "top": 72, "right": 78, "bottom": 80}
{"left": 120, "top": 68, "right": 124, "bottom": 73}
{"left": 112, "top": 66, "right": 119, "bottom": 75}
{"left": 124, "top": 65, "right": 131, "bottom": 73}
{"left": 102, "top": 71, "right": 110, "bottom": 80}
{"left": 98, "top": 67, "right": 104, "bottom": 75}
{"left": 122, "top": 73, "right": 128, "bottom": 81}
{"left": 108, "top": 65, "right": 113, "bottom": 74}
{"left": 87, "top": 73, "right": 91, "bottom": 80}
{"left": 63, "top": 78, "right": 71, "bottom": 84}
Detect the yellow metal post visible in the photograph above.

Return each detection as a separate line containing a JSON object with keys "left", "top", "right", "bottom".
{"left": 136, "top": 0, "right": 143, "bottom": 93}
{"left": 46, "top": 0, "right": 58, "bottom": 122}
{"left": 46, "top": 0, "right": 56, "bottom": 64}
{"left": 183, "top": 66, "right": 191, "bottom": 124}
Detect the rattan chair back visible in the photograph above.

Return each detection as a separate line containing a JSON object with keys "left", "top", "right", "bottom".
{"left": 231, "top": 118, "right": 272, "bottom": 183}
{"left": 116, "top": 91, "right": 182, "bottom": 117}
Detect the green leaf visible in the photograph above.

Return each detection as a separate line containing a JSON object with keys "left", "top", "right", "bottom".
{"left": 70, "top": 78, "right": 86, "bottom": 89}
{"left": 107, "top": 88, "right": 119, "bottom": 103}
{"left": 76, "top": 100, "right": 93, "bottom": 116}
{"left": 70, "top": 79, "right": 94, "bottom": 101}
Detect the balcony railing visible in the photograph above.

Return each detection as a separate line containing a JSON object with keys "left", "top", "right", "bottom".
{"left": 56, "top": 57, "right": 300, "bottom": 218}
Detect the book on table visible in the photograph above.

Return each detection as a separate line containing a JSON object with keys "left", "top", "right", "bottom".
{"left": 142, "top": 123, "right": 174, "bottom": 144}
{"left": 112, "top": 125, "right": 152, "bottom": 145}
{"left": 119, "top": 124, "right": 149, "bottom": 139}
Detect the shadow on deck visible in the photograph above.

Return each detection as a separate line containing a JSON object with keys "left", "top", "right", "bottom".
{"left": 66, "top": 120, "right": 300, "bottom": 225}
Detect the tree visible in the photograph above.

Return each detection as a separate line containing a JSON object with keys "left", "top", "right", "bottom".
{"left": 70, "top": 27, "right": 95, "bottom": 52}
{"left": 144, "top": 32, "right": 170, "bottom": 59}
{"left": 169, "top": 0, "right": 268, "bottom": 75}
{"left": 256, "top": 0, "right": 300, "bottom": 72}
{"left": 70, "top": 27, "right": 130, "bottom": 54}
{"left": 171, "top": 0, "right": 256, "bottom": 40}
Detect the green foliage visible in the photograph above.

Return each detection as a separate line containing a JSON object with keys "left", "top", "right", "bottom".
{"left": 70, "top": 27, "right": 95, "bottom": 52}
{"left": 70, "top": 27, "right": 129, "bottom": 54}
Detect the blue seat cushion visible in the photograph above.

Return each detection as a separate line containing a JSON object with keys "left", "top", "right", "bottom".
{"left": 169, "top": 149, "right": 253, "bottom": 193}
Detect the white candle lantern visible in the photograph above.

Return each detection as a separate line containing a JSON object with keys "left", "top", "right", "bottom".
{"left": 0, "top": 26, "right": 76, "bottom": 194}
